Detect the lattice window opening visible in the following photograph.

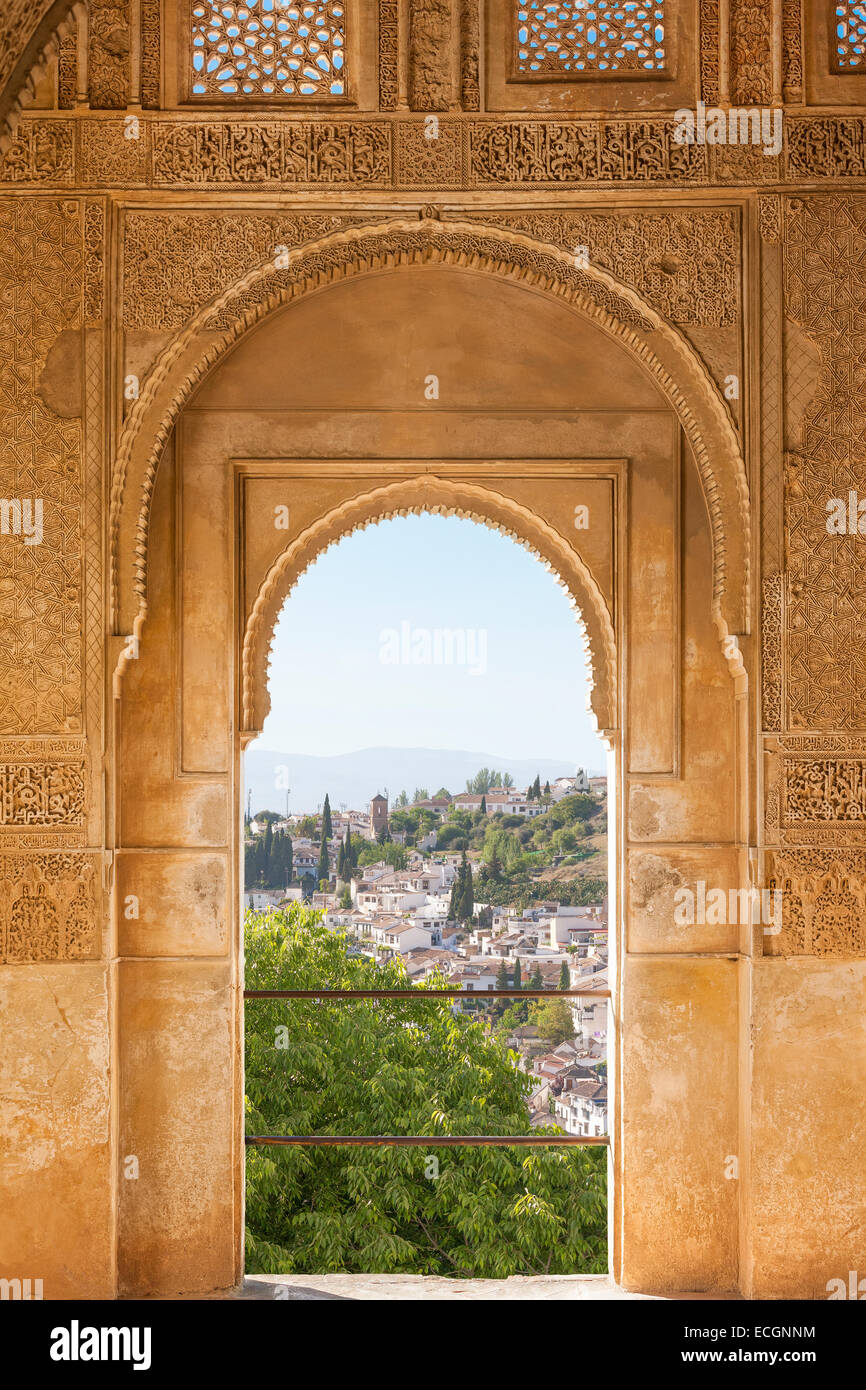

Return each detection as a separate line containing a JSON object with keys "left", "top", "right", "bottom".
{"left": 834, "top": 2, "right": 866, "bottom": 70}
{"left": 514, "top": 1, "right": 666, "bottom": 77}
{"left": 191, "top": 1, "right": 346, "bottom": 98}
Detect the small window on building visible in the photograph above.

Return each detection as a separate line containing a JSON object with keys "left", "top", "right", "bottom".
{"left": 190, "top": 0, "right": 346, "bottom": 98}
{"left": 832, "top": 2, "right": 866, "bottom": 71}
{"left": 513, "top": 1, "right": 666, "bottom": 78}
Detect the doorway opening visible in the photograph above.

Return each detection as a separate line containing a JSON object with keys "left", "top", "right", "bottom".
{"left": 241, "top": 512, "right": 612, "bottom": 1277}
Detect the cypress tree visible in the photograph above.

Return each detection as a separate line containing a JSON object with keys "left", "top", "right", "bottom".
{"left": 317, "top": 832, "right": 330, "bottom": 887}
{"left": 322, "top": 794, "right": 333, "bottom": 840}
{"left": 480, "top": 794, "right": 487, "bottom": 815}
{"left": 456, "top": 849, "right": 473, "bottom": 923}
{"left": 448, "top": 862, "right": 463, "bottom": 919}
{"left": 530, "top": 964, "right": 544, "bottom": 991}
{"left": 559, "top": 959, "right": 570, "bottom": 990}
{"left": 513, "top": 957, "right": 522, "bottom": 990}
{"left": 494, "top": 958, "right": 510, "bottom": 1019}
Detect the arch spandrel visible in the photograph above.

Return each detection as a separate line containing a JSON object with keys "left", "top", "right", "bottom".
{"left": 240, "top": 476, "right": 618, "bottom": 739}
{"left": 110, "top": 217, "right": 750, "bottom": 663}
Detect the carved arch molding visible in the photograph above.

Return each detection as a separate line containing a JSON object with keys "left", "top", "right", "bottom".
{"left": 242, "top": 477, "right": 618, "bottom": 736}
{"left": 111, "top": 217, "right": 750, "bottom": 669}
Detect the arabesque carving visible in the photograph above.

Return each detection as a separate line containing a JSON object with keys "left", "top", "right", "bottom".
{"left": 0, "top": 196, "right": 84, "bottom": 735}
{"left": 0, "top": 762, "right": 86, "bottom": 828}
{"left": 122, "top": 211, "right": 380, "bottom": 329}
{"left": 729, "top": 0, "right": 771, "bottom": 104}
{"left": 395, "top": 121, "right": 464, "bottom": 185}
{"left": 4, "top": 110, "right": 866, "bottom": 189}
{"left": 472, "top": 209, "right": 739, "bottom": 326}
{"left": 378, "top": 0, "right": 399, "bottom": 109}
{"left": 783, "top": 758, "right": 866, "bottom": 824}
{"left": 107, "top": 219, "right": 750, "bottom": 651}
{"left": 58, "top": 24, "right": 77, "bottom": 108}
{"left": 88, "top": 0, "right": 130, "bottom": 109}
{"left": 0, "top": 120, "right": 74, "bottom": 183}
{"left": 141, "top": 0, "right": 161, "bottom": 107}
{"left": 766, "top": 851, "right": 866, "bottom": 958}
{"left": 468, "top": 119, "right": 707, "bottom": 186}
{"left": 409, "top": 0, "right": 452, "bottom": 110}
{"left": 762, "top": 576, "right": 783, "bottom": 732}
{"left": 0, "top": 852, "right": 98, "bottom": 962}
{"left": 782, "top": 0, "right": 802, "bottom": 100}
{"left": 82, "top": 119, "right": 150, "bottom": 185}
{"left": 152, "top": 120, "right": 392, "bottom": 186}
{"left": 783, "top": 195, "right": 866, "bottom": 731}
{"left": 758, "top": 194, "right": 781, "bottom": 244}
{"left": 786, "top": 117, "right": 866, "bottom": 179}
{"left": 699, "top": 0, "right": 721, "bottom": 102}
{"left": 460, "top": 0, "right": 480, "bottom": 110}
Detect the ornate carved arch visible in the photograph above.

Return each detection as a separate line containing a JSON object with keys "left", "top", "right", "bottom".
{"left": 0, "top": 0, "right": 83, "bottom": 150}
{"left": 242, "top": 476, "right": 618, "bottom": 737}
{"left": 111, "top": 216, "right": 750, "bottom": 651}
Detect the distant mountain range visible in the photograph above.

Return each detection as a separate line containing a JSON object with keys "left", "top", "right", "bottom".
{"left": 244, "top": 745, "right": 604, "bottom": 816}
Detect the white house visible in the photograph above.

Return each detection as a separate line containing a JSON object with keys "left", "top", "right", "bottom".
{"left": 549, "top": 769, "right": 591, "bottom": 800}
{"left": 374, "top": 921, "right": 431, "bottom": 954}
{"left": 554, "top": 1081, "right": 608, "bottom": 1137}
{"left": 548, "top": 904, "right": 598, "bottom": 946}
{"left": 244, "top": 889, "right": 293, "bottom": 912}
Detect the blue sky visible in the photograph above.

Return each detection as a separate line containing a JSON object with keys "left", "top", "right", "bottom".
{"left": 261, "top": 514, "right": 604, "bottom": 769}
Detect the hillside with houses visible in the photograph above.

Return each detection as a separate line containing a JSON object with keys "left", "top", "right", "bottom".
{"left": 244, "top": 768, "right": 609, "bottom": 1136}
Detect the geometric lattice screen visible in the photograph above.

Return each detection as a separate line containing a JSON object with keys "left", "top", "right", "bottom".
{"left": 833, "top": 2, "right": 866, "bottom": 70}
{"left": 514, "top": 1, "right": 666, "bottom": 76}
{"left": 190, "top": 0, "right": 346, "bottom": 97}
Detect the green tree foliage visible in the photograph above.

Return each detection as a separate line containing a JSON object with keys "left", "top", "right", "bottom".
{"left": 413, "top": 787, "right": 429, "bottom": 803}
{"left": 321, "top": 794, "right": 333, "bottom": 840}
{"left": 559, "top": 960, "right": 571, "bottom": 990}
{"left": 255, "top": 809, "right": 283, "bottom": 824}
{"left": 356, "top": 840, "right": 407, "bottom": 871}
{"left": 395, "top": 790, "right": 409, "bottom": 808}
{"left": 244, "top": 908, "right": 606, "bottom": 1276}
{"left": 436, "top": 825, "right": 468, "bottom": 851}
{"left": 466, "top": 768, "right": 515, "bottom": 794}
{"left": 531, "top": 999, "right": 575, "bottom": 1046}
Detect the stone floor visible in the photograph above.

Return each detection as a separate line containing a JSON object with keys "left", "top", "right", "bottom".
{"left": 230, "top": 1274, "right": 737, "bottom": 1300}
